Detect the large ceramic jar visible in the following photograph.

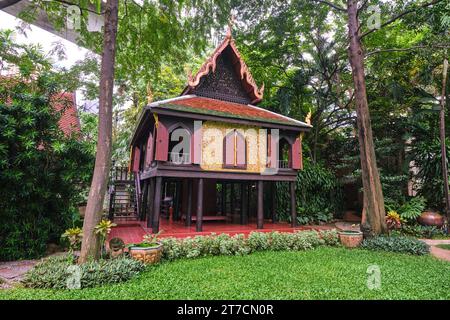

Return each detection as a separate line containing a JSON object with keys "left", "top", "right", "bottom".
{"left": 338, "top": 230, "right": 363, "bottom": 248}
{"left": 129, "top": 243, "right": 163, "bottom": 264}
{"left": 418, "top": 211, "right": 444, "bottom": 227}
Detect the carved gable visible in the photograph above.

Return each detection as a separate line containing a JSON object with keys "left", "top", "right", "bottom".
{"left": 193, "top": 48, "right": 252, "bottom": 104}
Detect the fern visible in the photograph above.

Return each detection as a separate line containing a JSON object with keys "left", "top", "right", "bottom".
{"left": 399, "top": 197, "right": 426, "bottom": 222}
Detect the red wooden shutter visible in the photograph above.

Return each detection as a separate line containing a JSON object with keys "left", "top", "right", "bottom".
{"left": 192, "top": 122, "right": 202, "bottom": 164}
{"left": 145, "top": 132, "right": 153, "bottom": 168}
{"left": 224, "top": 130, "right": 235, "bottom": 166}
{"left": 291, "top": 136, "right": 301, "bottom": 169}
{"left": 299, "top": 136, "right": 303, "bottom": 170}
{"left": 236, "top": 131, "right": 246, "bottom": 167}
{"left": 154, "top": 121, "right": 169, "bottom": 161}
{"left": 269, "top": 131, "right": 278, "bottom": 168}
{"left": 132, "top": 146, "right": 141, "bottom": 172}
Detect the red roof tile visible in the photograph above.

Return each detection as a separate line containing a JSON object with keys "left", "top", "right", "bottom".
{"left": 51, "top": 92, "right": 81, "bottom": 136}
{"left": 157, "top": 96, "right": 308, "bottom": 128}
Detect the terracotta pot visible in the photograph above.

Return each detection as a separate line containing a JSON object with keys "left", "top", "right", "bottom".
{"left": 129, "top": 243, "right": 163, "bottom": 264}
{"left": 339, "top": 230, "right": 363, "bottom": 248}
{"left": 418, "top": 211, "right": 444, "bottom": 228}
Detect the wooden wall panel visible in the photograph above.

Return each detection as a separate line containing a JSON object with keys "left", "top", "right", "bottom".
{"left": 154, "top": 121, "right": 169, "bottom": 161}
{"left": 132, "top": 146, "right": 141, "bottom": 172}
{"left": 291, "top": 136, "right": 302, "bottom": 169}
{"left": 145, "top": 132, "right": 153, "bottom": 168}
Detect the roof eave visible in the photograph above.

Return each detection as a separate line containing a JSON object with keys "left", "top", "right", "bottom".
{"left": 150, "top": 105, "right": 312, "bottom": 132}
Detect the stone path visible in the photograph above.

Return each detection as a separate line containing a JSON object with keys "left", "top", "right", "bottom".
{"left": 421, "top": 239, "right": 450, "bottom": 262}
{"left": 0, "top": 252, "right": 69, "bottom": 289}
{"left": 0, "top": 260, "right": 38, "bottom": 289}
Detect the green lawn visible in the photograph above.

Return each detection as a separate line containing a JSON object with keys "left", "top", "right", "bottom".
{"left": 436, "top": 244, "right": 450, "bottom": 250}
{"left": 1, "top": 247, "right": 449, "bottom": 300}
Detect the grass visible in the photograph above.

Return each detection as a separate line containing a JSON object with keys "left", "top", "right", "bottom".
{"left": 0, "top": 247, "right": 449, "bottom": 300}
{"left": 436, "top": 244, "right": 450, "bottom": 250}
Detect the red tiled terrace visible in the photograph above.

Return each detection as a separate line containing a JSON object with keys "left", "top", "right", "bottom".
{"left": 109, "top": 219, "right": 334, "bottom": 244}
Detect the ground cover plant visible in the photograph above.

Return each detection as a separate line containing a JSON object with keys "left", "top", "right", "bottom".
{"left": 361, "top": 236, "right": 430, "bottom": 255}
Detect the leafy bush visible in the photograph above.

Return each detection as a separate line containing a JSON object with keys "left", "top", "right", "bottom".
{"left": 22, "top": 254, "right": 145, "bottom": 289}
{"left": 391, "top": 224, "right": 447, "bottom": 239}
{"left": 410, "top": 138, "right": 450, "bottom": 211}
{"left": 386, "top": 210, "right": 402, "bottom": 230}
{"left": 160, "top": 230, "right": 339, "bottom": 261}
{"left": 247, "top": 232, "right": 270, "bottom": 251}
{"left": 276, "top": 161, "right": 343, "bottom": 224}
{"left": 398, "top": 197, "right": 426, "bottom": 222}
{"left": 319, "top": 229, "right": 340, "bottom": 246}
{"left": 361, "top": 236, "right": 430, "bottom": 255}
{"left": 0, "top": 76, "right": 94, "bottom": 260}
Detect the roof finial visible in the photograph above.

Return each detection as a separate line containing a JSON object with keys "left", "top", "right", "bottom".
{"left": 226, "top": 13, "right": 235, "bottom": 38}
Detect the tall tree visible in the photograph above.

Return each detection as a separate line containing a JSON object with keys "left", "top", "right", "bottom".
{"left": 312, "top": 0, "right": 443, "bottom": 235}
{"left": 79, "top": 0, "right": 118, "bottom": 263}
{"left": 345, "top": 0, "right": 386, "bottom": 235}
{"left": 439, "top": 56, "right": 449, "bottom": 220}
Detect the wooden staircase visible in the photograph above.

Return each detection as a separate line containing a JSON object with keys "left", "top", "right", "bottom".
{"left": 108, "top": 167, "right": 141, "bottom": 222}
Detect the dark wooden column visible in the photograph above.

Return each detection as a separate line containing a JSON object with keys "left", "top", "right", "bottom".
{"left": 230, "top": 183, "right": 235, "bottom": 218}
{"left": 257, "top": 181, "right": 264, "bottom": 229}
{"left": 186, "top": 179, "right": 193, "bottom": 227}
{"left": 221, "top": 182, "right": 225, "bottom": 215}
{"left": 140, "top": 181, "right": 149, "bottom": 221}
{"left": 196, "top": 178, "right": 204, "bottom": 232}
{"left": 241, "top": 183, "right": 248, "bottom": 225}
{"left": 247, "top": 182, "right": 251, "bottom": 219}
{"left": 146, "top": 178, "right": 155, "bottom": 228}
{"left": 174, "top": 180, "right": 181, "bottom": 220}
{"left": 151, "top": 176, "right": 162, "bottom": 233}
{"left": 290, "top": 181, "right": 297, "bottom": 227}
{"left": 271, "top": 182, "right": 278, "bottom": 223}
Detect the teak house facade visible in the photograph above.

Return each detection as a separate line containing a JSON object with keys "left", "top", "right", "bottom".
{"left": 128, "top": 30, "right": 311, "bottom": 234}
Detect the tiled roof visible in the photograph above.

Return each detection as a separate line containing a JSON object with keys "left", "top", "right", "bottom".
{"left": 153, "top": 96, "right": 309, "bottom": 128}
{"left": 51, "top": 92, "right": 81, "bottom": 136}
{"left": 0, "top": 75, "right": 80, "bottom": 136}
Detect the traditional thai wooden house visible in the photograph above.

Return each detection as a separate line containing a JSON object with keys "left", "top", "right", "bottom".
{"left": 126, "top": 29, "right": 311, "bottom": 234}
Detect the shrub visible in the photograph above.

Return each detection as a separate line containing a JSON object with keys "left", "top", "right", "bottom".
{"left": 361, "top": 236, "right": 430, "bottom": 255}
{"left": 61, "top": 227, "right": 83, "bottom": 251}
{"left": 160, "top": 230, "right": 339, "bottom": 261}
{"left": 22, "top": 254, "right": 145, "bottom": 289}
{"left": 320, "top": 229, "right": 340, "bottom": 246}
{"left": 247, "top": 232, "right": 270, "bottom": 251}
{"left": 386, "top": 210, "right": 402, "bottom": 230}
{"left": 398, "top": 197, "right": 426, "bottom": 222}
{"left": 276, "top": 161, "right": 343, "bottom": 224}
{"left": 0, "top": 76, "right": 94, "bottom": 260}
{"left": 391, "top": 224, "right": 447, "bottom": 239}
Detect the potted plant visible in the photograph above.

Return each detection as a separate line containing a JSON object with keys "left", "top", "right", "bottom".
{"left": 338, "top": 230, "right": 363, "bottom": 248}
{"left": 128, "top": 231, "right": 163, "bottom": 265}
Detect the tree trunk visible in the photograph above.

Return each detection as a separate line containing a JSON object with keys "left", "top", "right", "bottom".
{"left": 347, "top": 0, "right": 387, "bottom": 236}
{"left": 439, "top": 57, "right": 449, "bottom": 221}
{"left": 79, "top": 0, "right": 119, "bottom": 263}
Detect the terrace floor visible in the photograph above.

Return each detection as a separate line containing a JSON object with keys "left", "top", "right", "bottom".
{"left": 108, "top": 219, "right": 334, "bottom": 244}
